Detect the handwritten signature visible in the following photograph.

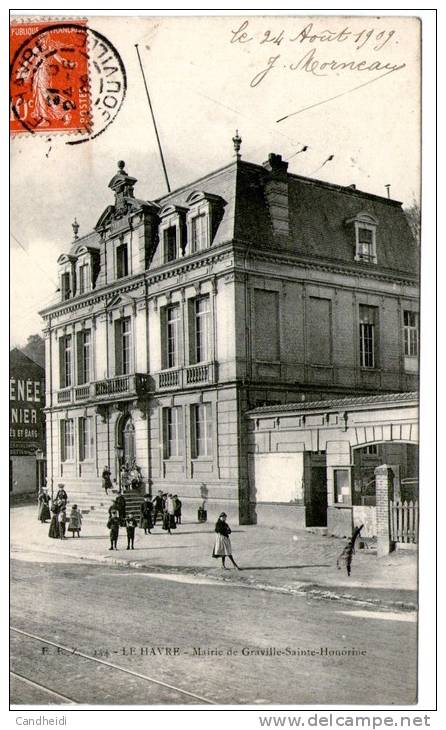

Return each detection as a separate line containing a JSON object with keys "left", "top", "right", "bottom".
{"left": 250, "top": 49, "right": 405, "bottom": 87}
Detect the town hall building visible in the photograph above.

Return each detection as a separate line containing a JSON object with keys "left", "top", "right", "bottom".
{"left": 40, "top": 136, "right": 419, "bottom": 531}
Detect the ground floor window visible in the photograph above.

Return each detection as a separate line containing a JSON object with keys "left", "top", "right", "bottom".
{"left": 60, "top": 419, "right": 74, "bottom": 462}
{"left": 163, "top": 407, "right": 183, "bottom": 458}
{"left": 79, "top": 416, "right": 94, "bottom": 461}
{"left": 191, "top": 403, "right": 213, "bottom": 458}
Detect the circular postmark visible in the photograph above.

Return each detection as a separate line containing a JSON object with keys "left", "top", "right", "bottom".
{"left": 10, "top": 21, "right": 127, "bottom": 144}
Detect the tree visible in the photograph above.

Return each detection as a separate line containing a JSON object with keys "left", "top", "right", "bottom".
{"left": 21, "top": 333, "right": 45, "bottom": 368}
{"left": 404, "top": 201, "right": 421, "bottom": 247}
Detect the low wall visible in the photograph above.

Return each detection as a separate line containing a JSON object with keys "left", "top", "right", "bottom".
{"left": 327, "top": 505, "right": 353, "bottom": 538}
{"left": 250, "top": 503, "right": 306, "bottom": 530}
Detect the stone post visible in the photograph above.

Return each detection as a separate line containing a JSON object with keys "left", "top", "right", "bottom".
{"left": 375, "top": 464, "right": 394, "bottom": 557}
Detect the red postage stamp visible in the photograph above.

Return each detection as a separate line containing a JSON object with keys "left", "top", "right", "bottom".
{"left": 10, "top": 19, "right": 92, "bottom": 136}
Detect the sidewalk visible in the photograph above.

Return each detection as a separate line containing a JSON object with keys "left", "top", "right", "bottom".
{"left": 10, "top": 505, "right": 417, "bottom": 611}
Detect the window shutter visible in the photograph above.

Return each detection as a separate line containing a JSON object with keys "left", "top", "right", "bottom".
{"left": 162, "top": 408, "right": 168, "bottom": 459}
{"left": 177, "top": 407, "right": 184, "bottom": 457}
{"left": 160, "top": 307, "right": 167, "bottom": 370}
{"left": 114, "top": 320, "right": 122, "bottom": 375}
{"left": 78, "top": 417, "right": 84, "bottom": 461}
{"left": 59, "top": 338, "right": 65, "bottom": 388}
{"left": 76, "top": 332, "right": 84, "bottom": 384}
{"left": 60, "top": 421, "right": 66, "bottom": 462}
{"left": 188, "top": 300, "right": 196, "bottom": 364}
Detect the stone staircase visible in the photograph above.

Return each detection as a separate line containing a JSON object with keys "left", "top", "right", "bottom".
{"left": 55, "top": 480, "right": 146, "bottom": 526}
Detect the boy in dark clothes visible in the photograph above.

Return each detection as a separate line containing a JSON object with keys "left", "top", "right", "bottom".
{"left": 126, "top": 513, "right": 138, "bottom": 550}
{"left": 107, "top": 510, "right": 120, "bottom": 550}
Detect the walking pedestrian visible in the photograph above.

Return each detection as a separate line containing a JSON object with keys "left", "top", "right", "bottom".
{"left": 37, "top": 489, "right": 51, "bottom": 523}
{"left": 126, "top": 513, "right": 138, "bottom": 550}
{"left": 102, "top": 465, "right": 112, "bottom": 496}
{"left": 212, "top": 513, "right": 240, "bottom": 570}
{"left": 140, "top": 495, "right": 153, "bottom": 534}
{"left": 48, "top": 502, "right": 60, "bottom": 539}
{"left": 173, "top": 494, "right": 182, "bottom": 525}
{"left": 152, "top": 490, "right": 164, "bottom": 525}
{"left": 58, "top": 507, "right": 67, "bottom": 539}
{"left": 68, "top": 504, "right": 82, "bottom": 537}
{"left": 162, "top": 494, "right": 176, "bottom": 535}
{"left": 107, "top": 510, "right": 120, "bottom": 550}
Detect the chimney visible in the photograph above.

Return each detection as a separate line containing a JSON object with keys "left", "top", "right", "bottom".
{"left": 263, "top": 153, "right": 290, "bottom": 242}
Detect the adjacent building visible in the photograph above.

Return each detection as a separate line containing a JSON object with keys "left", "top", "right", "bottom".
{"left": 40, "top": 140, "right": 419, "bottom": 527}
{"left": 10, "top": 348, "right": 46, "bottom": 494}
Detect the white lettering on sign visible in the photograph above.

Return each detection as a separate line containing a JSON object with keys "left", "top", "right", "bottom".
{"left": 9, "top": 379, "right": 42, "bottom": 403}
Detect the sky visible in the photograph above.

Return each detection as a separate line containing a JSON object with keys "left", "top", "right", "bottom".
{"left": 10, "top": 13, "right": 421, "bottom": 347}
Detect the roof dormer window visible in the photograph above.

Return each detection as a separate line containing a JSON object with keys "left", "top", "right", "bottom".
{"left": 116, "top": 241, "right": 129, "bottom": 279}
{"left": 185, "top": 191, "right": 223, "bottom": 255}
{"left": 61, "top": 272, "right": 71, "bottom": 301}
{"left": 345, "top": 212, "right": 378, "bottom": 264}
{"left": 78, "top": 262, "right": 89, "bottom": 294}
{"left": 159, "top": 205, "right": 188, "bottom": 264}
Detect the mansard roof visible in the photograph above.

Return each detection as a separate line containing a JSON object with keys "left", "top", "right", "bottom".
{"left": 153, "top": 159, "right": 418, "bottom": 277}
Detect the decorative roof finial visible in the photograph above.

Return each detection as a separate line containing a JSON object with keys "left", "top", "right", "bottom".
{"left": 117, "top": 160, "right": 127, "bottom": 174}
{"left": 232, "top": 129, "right": 242, "bottom": 160}
{"left": 72, "top": 218, "right": 79, "bottom": 240}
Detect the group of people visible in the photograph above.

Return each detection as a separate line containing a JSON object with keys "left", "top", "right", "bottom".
{"left": 37, "top": 482, "right": 240, "bottom": 569}
{"left": 106, "top": 491, "right": 183, "bottom": 550}
{"left": 37, "top": 484, "right": 83, "bottom": 540}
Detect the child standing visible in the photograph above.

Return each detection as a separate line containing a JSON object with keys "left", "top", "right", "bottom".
{"left": 68, "top": 504, "right": 82, "bottom": 538}
{"left": 107, "top": 510, "right": 120, "bottom": 550}
{"left": 126, "top": 513, "right": 138, "bottom": 550}
{"left": 58, "top": 507, "right": 67, "bottom": 539}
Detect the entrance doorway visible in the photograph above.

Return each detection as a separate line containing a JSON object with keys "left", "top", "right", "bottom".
{"left": 307, "top": 466, "right": 328, "bottom": 526}
{"left": 122, "top": 416, "right": 135, "bottom": 464}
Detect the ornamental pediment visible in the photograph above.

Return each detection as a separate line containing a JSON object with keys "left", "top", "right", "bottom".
{"left": 106, "top": 292, "right": 138, "bottom": 310}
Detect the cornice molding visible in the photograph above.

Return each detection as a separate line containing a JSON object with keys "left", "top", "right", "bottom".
{"left": 40, "top": 239, "right": 418, "bottom": 322}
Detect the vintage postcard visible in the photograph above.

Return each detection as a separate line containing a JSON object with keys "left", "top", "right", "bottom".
{"left": 9, "top": 11, "right": 429, "bottom": 712}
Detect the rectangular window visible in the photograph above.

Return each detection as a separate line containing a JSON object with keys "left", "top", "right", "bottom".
{"left": 163, "top": 227, "right": 177, "bottom": 262}
{"left": 115, "top": 318, "right": 131, "bottom": 375}
{"left": 78, "top": 264, "right": 89, "bottom": 294}
{"left": 194, "top": 296, "right": 211, "bottom": 363}
{"left": 166, "top": 305, "right": 180, "bottom": 368}
{"left": 359, "top": 305, "right": 378, "bottom": 368}
{"left": 60, "top": 419, "right": 74, "bottom": 462}
{"left": 192, "top": 403, "right": 213, "bottom": 458}
{"left": 79, "top": 416, "right": 93, "bottom": 461}
{"left": 77, "top": 330, "right": 91, "bottom": 385}
{"left": 121, "top": 318, "right": 131, "bottom": 375}
{"left": 334, "top": 468, "right": 351, "bottom": 505}
{"left": 116, "top": 243, "right": 128, "bottom": 279}
{"left": 163, "top": 407, "right": 183, "bottom": 458}
{"left": 191, "top": 214, "right": 207, "bottom": 252}
{"left": 357, "top": 227, "right": 374, "bottom": 261}
{"left": 308, "top": 297, "right": 332, "bottom": 365}
{"left": 59, "top": 335, "right": 72, "bottom": 388}
{"left": 253, "top": 289, "right": 280, "bottom": 362}
{"left": 61, "top": 272, "right": 71, "bottom": 301}
{"left": 404, "top": 311, "right": 419, "bottom": 357}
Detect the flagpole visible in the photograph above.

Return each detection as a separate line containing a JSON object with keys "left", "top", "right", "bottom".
{"left": 135, "top": 44, "right": 171, "bottom": 193}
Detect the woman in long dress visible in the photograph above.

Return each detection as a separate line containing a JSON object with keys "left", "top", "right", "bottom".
{"left": 37, "top": 490, "right": 51, "bottom": 523}
{"left": 48, "top": 502, "right": 60, "bottom": 539}
{"left": 212, "top": 513, "right": 240, "bottom": 570}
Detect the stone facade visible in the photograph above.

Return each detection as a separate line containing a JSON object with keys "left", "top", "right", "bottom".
{"left": 40, "top": 148, "right": 419, "bottom": 523}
